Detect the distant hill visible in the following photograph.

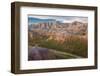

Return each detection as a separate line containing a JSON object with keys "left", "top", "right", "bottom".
{"left": 28, "top": 16, "right": 88, "bottom": 37}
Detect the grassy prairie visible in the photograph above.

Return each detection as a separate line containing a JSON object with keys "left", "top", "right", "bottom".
{"left": 29, "top": 34, "right": 88, "bottom": 58}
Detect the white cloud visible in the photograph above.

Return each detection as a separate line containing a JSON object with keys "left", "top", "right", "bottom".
{"left": 62, "top": 20, "right": 73, "bottom": 23}
{"left": 28, "top": 15, "right": 88, "bottom": 23}
{"left": 73, "top": 17, "right": 88, "bottom": 23}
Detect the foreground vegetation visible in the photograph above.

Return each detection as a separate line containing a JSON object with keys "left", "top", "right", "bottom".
{"left": 29, "top": 35, "right": 88, "bottom": 58}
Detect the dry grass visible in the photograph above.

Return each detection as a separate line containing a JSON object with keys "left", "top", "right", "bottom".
{"left": 29, "top": 34, "right": 88, "bottom": 58}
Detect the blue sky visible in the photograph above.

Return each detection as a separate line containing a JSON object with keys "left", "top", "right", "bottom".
{"left": 28, "top": 15, "right": 88, "bottom": 25}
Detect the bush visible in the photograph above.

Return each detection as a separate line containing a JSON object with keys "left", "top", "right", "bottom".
{"left": 28, "top": 35, "right": 88, "bottom": 58}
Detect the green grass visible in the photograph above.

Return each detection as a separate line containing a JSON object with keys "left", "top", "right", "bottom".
{"left": 29, "top": 35, "right": 88, "bottom": 58}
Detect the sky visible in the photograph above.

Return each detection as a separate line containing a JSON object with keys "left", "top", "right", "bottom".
{"left": 28, "top": 15, "right": 88, "bottom": 24}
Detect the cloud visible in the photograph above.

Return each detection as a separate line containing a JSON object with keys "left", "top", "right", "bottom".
{"left": 28, "top": 15, "right": 88, "bottom": 23}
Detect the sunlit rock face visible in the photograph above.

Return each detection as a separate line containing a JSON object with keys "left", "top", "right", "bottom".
{"left": 28, "top": 20, "right": 87, "bottom": 43}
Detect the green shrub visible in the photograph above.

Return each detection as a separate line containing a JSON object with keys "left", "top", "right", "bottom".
{"left": 28, "top": 35, "right": 88, "bottom": 58}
